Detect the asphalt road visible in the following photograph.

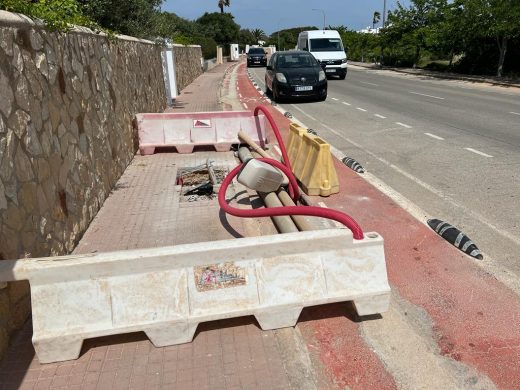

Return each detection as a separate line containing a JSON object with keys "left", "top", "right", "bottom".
{"left": 248, "top": 64, "right": 520, "bottom": 281}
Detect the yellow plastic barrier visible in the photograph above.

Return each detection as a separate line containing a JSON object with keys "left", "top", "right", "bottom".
{"left": 286, "top": 123, "right": 339, "bottom": 197}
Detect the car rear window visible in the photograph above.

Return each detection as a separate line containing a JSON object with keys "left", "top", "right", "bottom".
{"left": 248, "top": 48, "right": 265, "bottom": 55}
{"left": 277, "top": 54, "right": 317, "bottom": 68}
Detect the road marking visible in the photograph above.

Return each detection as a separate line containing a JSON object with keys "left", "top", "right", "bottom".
{"left": 331, "top": 97, "right": 339, "bottom": 101}
{"left": 360, "top": 81, "right": 379, "bottom": 87}
{"left": 374, "top": 114, "right": 386, "bottom": 119}
{"left": 342, "top": 102, "right": 351, "bottom": 106}
{"left": 396, "top": 122, "right": 412, "bottom": 128}
{"left": 409, "top": 91, "right": 445, "bottom": 100}
{"left": 239, "top": 93, "right": 242, "bottom": 98}
{"left": 424, "top": 132, "right": 444, "bottom": 140}
{"left": 242, "top": 103, "right": 248, "bottom": 110}
{"left": 465, "top": 148, "right": 493, "bottom": 158}
{"left": 273, "top": 144, "right": 282, "bottom": 157}
{"left": 291, "top": 104, "right": 317, "bottom": 121}
{"left": 356, "top": 107, "right": 367, "bottom": 112}
{"left": 510, "top": 111, "right": 520, "bottom": 116}
{"left": 287, "top": 103, "right": 520, "bottom": 254}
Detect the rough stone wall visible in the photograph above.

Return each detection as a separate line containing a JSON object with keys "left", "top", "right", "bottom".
{"left": 0, "top": 11, "right": 166, "bottom": 360}
{"left": 173, "top": 44, "right": 203, "bottom": 92}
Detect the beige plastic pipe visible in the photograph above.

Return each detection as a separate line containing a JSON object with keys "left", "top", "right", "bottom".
{"left": 237, "top": 141, "right": 316, "bottom": 232}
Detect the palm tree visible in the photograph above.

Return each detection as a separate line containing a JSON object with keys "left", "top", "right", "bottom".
{"left": 251, "top": 28, "right": 266, "bottom": 43}
{"left": 372, "top": 11, "right": 381, "bottom": 29}
{"left": 218, "top": 0, "right": 230, "bottom": 13}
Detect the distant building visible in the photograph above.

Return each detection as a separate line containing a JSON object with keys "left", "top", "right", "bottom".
{"left": 358, "top": 27, "right": 380, "bottom": 34}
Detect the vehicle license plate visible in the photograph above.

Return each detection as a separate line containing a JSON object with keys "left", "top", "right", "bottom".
{"left": 254, "top": 61, "right": 260, "bottom": 63}
{"left": 295, "top": 86, "right": 313, "bottom": 91}
{"left": 326, "top": 69, "right": 336, "bottom": 73}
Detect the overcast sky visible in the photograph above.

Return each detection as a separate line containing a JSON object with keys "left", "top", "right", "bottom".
{"left": 162, "top": 0, "right": 410, "bottom": 34}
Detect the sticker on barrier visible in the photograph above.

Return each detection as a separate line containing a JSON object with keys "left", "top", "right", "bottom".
{"left": 195, "top": 262, "right": 247, "bottom": 291}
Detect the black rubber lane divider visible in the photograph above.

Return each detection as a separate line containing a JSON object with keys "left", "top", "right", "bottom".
{"left": 427, "top": 219, "right": 483, "bottom": 260}
{"left": 307, "top": 128, "right": 318, "bottom": 135}
{"left": 284, "top": 112, "right": 293, "bottom": 118}
{"left": 342, "top": 157, "right": 365, "bottom": 173}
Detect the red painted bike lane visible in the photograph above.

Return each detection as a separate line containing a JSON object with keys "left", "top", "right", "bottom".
{"left": 237, "top": 62, "right": 520, "bottom": 389}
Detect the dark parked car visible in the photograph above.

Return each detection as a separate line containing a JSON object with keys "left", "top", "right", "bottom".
{"left": 247, "top": 47, "right": 267, "bottom": 67}
{"left": 265, "top": 51, "right": 327, "bottom": 102}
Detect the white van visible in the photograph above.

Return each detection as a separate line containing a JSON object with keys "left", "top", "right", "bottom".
{"left": 297, "top": 30, "right": 347, "bottom": 79}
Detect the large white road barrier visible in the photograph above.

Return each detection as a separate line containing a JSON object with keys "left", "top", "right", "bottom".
{"left": 0, "top": 229, "right": 390, "bottom": 363}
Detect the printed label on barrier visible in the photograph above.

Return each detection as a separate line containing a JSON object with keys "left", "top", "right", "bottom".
{"left": 194, "top": 262, "right": 246, "bottom": 291}
{"left": 193, "top": 119, "right": 212, "bottom": 128}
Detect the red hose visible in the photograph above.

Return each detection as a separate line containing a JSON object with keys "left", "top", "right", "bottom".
{"left": 219, "top": 162, "right": 364, "bottom": 239}
{"left": 254, "top": 105, "right": 293, "bottom": 173}
{"left": 219, "top": 104, "right": 365, "bottom": 240}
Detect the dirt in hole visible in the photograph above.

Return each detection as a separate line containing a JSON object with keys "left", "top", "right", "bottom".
{"left": 177, "top": 166, "right": 228, "bottom": 202}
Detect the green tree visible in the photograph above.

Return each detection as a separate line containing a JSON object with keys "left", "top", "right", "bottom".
{"left": 217, "top": 0, "right": 230, "bottom": 13}
{"left": 196, "top": 12, "right": 239, "bottom": 44}
{"left": 238, "top": 28, "right": 255, "bottom": 45}
{"left": 384, "top": 0, "right": 448, "bottom": 67}
{"left": 460, "top": 0, "right": 520, "bottom": 76}
{"left": 251, "top": 28, "right": 266, "bottom": 43}
{"left": 77, "top": 0, "right": 163, "bottom": 38}
{"left": 0, "top": 0, "right": 99, "bottom": 31}
{"left": 328, "top": 25, "right": 349, "bottom": 34}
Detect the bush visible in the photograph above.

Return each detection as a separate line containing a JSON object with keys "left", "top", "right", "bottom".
{"left": 0, "top": 0, "right": 100, "bottom": 32}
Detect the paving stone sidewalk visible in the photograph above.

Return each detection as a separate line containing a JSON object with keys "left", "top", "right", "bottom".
{"left": 0, "top": 61, "right": 319, "bottom": 390}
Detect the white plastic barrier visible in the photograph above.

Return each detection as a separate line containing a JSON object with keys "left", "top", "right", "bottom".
{"left": 136, "top": 111, "right": 268, "bottom": 155}
{"left": 0, "top": 229, "right": 390, "bottom": 363}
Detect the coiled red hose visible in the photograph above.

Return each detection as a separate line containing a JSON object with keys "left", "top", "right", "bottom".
{"left": 218, "top": 105, "right": 365, "bottom": 240}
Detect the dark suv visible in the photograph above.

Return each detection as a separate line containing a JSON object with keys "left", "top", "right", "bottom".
{"left": 247, "top": 47, "right": 267, "bottom": 67}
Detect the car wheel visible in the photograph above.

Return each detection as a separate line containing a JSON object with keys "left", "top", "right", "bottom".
{"left": 265, "top": 79, "right": 271, "bottom": 94}
{"left": 318, "top": 93, "right": 327, "bottom": 101}
{"left": 272, "top": 84, "right": 279, "bottom": 102}
{"left": 339, "top": 74, "right": 346, "bottom": 80}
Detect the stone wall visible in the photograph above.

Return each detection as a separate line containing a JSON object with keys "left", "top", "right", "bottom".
{"left": 173, "top": 44, "right": 203, "bottom": 92}
{"left": 0, "top": 11, "right": 166, "bottom": 360}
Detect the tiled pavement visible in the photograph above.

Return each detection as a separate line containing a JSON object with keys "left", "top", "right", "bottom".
{"left": 0, "top": 61, "right": 316, "bottom": 390}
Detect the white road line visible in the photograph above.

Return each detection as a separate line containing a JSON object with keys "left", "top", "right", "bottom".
{"left": 291, "top": 104, "right": 317, "bottom": 121}
{"left": 374, "top": 114, "right": 386, "bottom": 119}
{"left": 424, "top": 132, "right": 444, "bottom": 140}
{"left": 239, "top": 93, "right": 242, "bottom": 98}
{"left": 510, "top": 112, "right": 520, "bottom": 116}
{"left": 273, "top": 144, "right": 282, "bottom": 157}
{"left": 342, "top": 102, "right": 351, "bottom": 106}
{"left": 331, "top": 97, "right": 339, "bottom": 101}
{"left": 242, "top": 103, "right": 248, "bottom": 110}
{"left": 316, "top": 120, "right": 519, "bottom": 248}
{"left": 396, "top": 122, "right": 412, "bottom": 128}
{"left": 465, "top": 148, "right": 493, "bottom": 158}
{"left": 409, "top": 91, "right": 445, "bottom": 100}
{"left": 356, "top": 107, "right": 367, "bottom": 112}
{"left": 359, "top": 81, "right": 379, "bottom": 87}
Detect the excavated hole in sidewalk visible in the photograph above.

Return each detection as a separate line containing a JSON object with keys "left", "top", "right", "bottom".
{"left": 176, "top": 166, "right": 228, "bottom": 203}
